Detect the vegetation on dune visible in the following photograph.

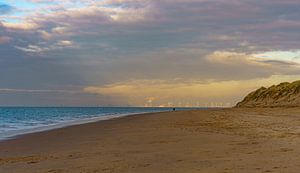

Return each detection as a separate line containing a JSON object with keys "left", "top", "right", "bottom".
{"left": 236, "top": 80, "right": 300, "bottom": 107}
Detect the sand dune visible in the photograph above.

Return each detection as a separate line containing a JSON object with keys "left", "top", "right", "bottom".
{"left": 236, "top": 80, "right": 300, "bottom": 107}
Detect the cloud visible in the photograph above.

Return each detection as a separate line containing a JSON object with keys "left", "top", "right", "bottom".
{"left": 15, "top": 45, "right": 44, "bottom": 53}
{"left": 3, "top": 0, "right": 300, "bottom": 53}
{"left": 38, "top": 30, "right": 52, "bottom": 40}
{"left": 0, "top": 36, "right": 11, "bottom": 44}
{"left": 6, "top": 1, "right": 150, "bottom": 30}
{"left": 88, "top": 49, "right": 300, "bottom": 85}
{"left": 212, "top": 35, "right": 239, "bottom": 41}
{"left": 56, "top": 40, "right": 74, "bottom": 47}
{"left": 15, "top": 40, "right": 77, "bottom": 53}
{"left": 2, "top": 21, "right": 39, "bottom": 30}
{"left": 83, "top": 75, "right": 300, "bottom": 107}
{"left": 0, "top": 88, "right": 80, "bottom": 94}
{"left": 1, "top": 0, "right": 300, "bottom": 105}
{"left": 205, "top": 51, "right": 300, "bottom": 78}
{"left": 205, "top": 51, "right": 267, "bottom": 66}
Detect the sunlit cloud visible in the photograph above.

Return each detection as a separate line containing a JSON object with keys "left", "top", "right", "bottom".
{"left": 83, "top": 75, "right": 300, "bottom": 107}
{"left": 206, "top": 51, "right": 268, "bottom": 66}
{"left": 2, "top": 21, "right": 39, "bottom": 30}
{"left": 0, "top": 36, "right": 11, "bottom": 44}
{"left": 15, "top": 40, "right": 77, "bottom": 53}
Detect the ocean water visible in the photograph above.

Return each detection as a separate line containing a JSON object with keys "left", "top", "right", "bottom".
{"left": 0, "top": 107, "right": 199, "bottom": 140}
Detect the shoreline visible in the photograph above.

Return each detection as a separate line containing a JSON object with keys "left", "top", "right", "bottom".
{"left": 2, "top": 108, "right": 300, "bottom": 172}
{"left": 0, "top": 107, "right": 211, "bottom": 142}
{"left": 0, "top": 110, "right": 173, "bottom": 142}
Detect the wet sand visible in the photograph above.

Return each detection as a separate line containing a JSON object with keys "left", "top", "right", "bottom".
{"left": 1, "top": 108, "right": 300, "bottom": 173}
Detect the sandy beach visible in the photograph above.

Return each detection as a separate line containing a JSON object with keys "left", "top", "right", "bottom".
{"left": 1, "top": 108, "right": 300, "bottom": 173}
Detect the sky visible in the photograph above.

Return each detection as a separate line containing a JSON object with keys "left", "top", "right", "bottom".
{"left": 1, "top": 0, "right": 300, "bottom": 107}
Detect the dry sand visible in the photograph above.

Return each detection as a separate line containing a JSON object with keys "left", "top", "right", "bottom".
{"left": 1, "top": 108, "right": 300, "bottom": 173}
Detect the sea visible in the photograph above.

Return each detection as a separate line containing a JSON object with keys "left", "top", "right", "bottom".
{"left": 0, "top": 107, "right": 202, "bottom": 141}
